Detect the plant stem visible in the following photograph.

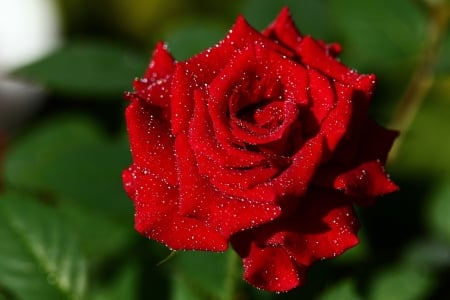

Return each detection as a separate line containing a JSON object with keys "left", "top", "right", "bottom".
{"left": 388, "top": 2, "right": 450, "bottom": 163}
{"left": 222, "top": 249, "right": 241, "bottom": 300}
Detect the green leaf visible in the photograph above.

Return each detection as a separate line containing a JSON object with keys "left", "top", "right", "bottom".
{"left": 319, "top": 279, "right": 362, "bottom": 300}
{"left": 2, "top": 116, "right": 134, "bottom": 260}
{"left": 404, "top": 240, "right": 450, "bottom": 270}
{"left": 435, "top": 31, "right": 450, "bottom": 74}
{"left": 432, "top": 75, "right": 450, "bottom": 99}
{"left": 90, "top": 263, "right": 138, "bottom": 300}
{"left": 369, "top": 263, "right": 434, "bottom": 300}
{"left": 426, "top": 179, "right": 450, "bottom": 243}
{"left": 171, "top": 274, "right": 201, "bottom": 300}
{"left": 171, "top": 249, "right": 236, "bottom": 300}
{"left": 329, "top": 0, "right": 426, "bottom": 71}
{"left": 57, "top": 201, "right": 134, "bottom": 262}
{"left": 3, "top": 116, "right": 101, "bottom": 191}
{"left": 3, "top": 116, "right": 133, "bottom": 220}
{"left": 13, "top": 40, "right": 147, "bottom": 97}
{"left": 0, "top": 192, "right": 87, "bottom": 300}
{"left": 392, "top": 94, "right": 450, "bottom": 176}
{"left": 162, "top": 19, "right": 227, "bottom": 60}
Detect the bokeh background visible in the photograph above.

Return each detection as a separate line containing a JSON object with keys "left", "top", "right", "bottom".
{"left": 0, "top": 0, "right": 449, "bottom": 299}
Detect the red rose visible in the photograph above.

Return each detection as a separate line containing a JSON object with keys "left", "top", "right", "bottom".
{"left": 123, "top": 7, "right": 398, "bottom": 292}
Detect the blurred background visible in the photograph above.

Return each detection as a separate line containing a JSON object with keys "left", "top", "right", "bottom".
{"left": 0, "top": 0, "right": 449, "bottom": 299}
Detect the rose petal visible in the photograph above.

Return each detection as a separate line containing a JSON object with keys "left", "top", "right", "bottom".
{"left": 283, "top": 191, "right": 360, "bottom": 266}
{"left": 297, "top": 36, "right": 376, "bottom": 95}
{"left": 175, "top": 134, "right": 281, "bottom": 237}
{"left": 263, "top": 7, "right": 302, "bottom": 50}
{"left": 271, "top": 135, "right": 325, "bottom": 198}
{"left": 357, "top": 119, "right": 399, "bottom": 164}
{"left": 190, "top": 90, "right": 268, "bottom": 167}
{"left": 181, "top": 14, "right": 294, "bottom": 90}
{"left": 143, "top": 42, "right": 175, "bottom": 79}
{"left": 178, "top": 130, "right": 276, "bottom": 208}
{"left": 271, "top": 82, "right": 354, "bottom": 199}
{"left": 232, "top": 189, "right": 359, "bottom": 292}
{"left": 334, "top": 161, "right": 399, "bottom": 198}
{"left": 170, "top": 65, "right": 195, "bottom": 135}
{"left": 123, "top": 166, "right": 228, "bottom": 251}
{"left": 329, "top": 116, "right": 398, "bottom": 172}
{"left": 234, "top": 240, "right": 302, "bottom": 292}
{"left": 125, "top": 99, "right": 177, "bottom": 185}
{"left": 208, "top": 45, "right": 307, "bottom": 146}
{"left": 320, "top": 82, "right": 355, "bottom": 151}
{"left": 263, "top": 7, "right": 344, "bottom": 60}
{"left": 132, "top": 42, "right": 175, "bottom": 109}
{"left": 307, "top": 68, "right": 336, "bottom": 126}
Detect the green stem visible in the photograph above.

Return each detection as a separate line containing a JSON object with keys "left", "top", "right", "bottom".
{"left": 0, "top": 135, "right": 6, "bottom": 192}
{"left": 222, "top": 249, "right": 241, "bottom": 300}
{"left": 388, "top": 2, "right": 450, "bottom": 163}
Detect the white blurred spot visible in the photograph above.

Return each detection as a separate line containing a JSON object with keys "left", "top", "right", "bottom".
{"left": 0, "top": 0, "right": 61, "bottom": 73}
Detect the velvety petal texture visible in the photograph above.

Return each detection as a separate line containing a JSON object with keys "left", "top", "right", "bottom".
{"left": 122, "top": 6, "right": 398, "bottom": 293}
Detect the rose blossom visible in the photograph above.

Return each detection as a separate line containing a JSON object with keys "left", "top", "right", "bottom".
{"left": 123, "top": 7, "right": 398, "bottom": 292}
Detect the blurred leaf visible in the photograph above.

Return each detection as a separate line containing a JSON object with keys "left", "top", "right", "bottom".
{"left": 162, "top": 19, "right": 227, "bottom": 60}
{"left": 435, "top": 31, "right": 450, "bottom": 74}
{"left": 57, "top": 201, "right": 134, "bottom": 261}
{"left": 404, "top": 239, "right": 450, "bottom": 270}
{"left": 3, "top": 116, "right": 132, "bottom": 220}
{"left": 91, "top": 263, "right": 138, "bottom": 300}
{"left": 329, "top": 0, "right": 426, "bottom": 71}
{"left": 171, "top": 274, "right": 201, "bottom": 300}
{"left": 319, "top": 279, "right": 362, "bottom": 300}
{"left": 14, "top": 40, "right": 147, "bottom": 97}
{"left": 426, "top": 179, "right": 450, "bottom": 243}
{"left": 249, "top": 289, "right": 277, "bottom": 300}
{"left": 110, "top": 0, "right": 185, "bottom": 42}
{"left": 432, "top": 75, "right": 450, "bottom": 99}
{"left": 392, "top": 93, "right": 450, "bottom": 176}
{"left": 0, "top": 192, "right": 87, "bottom": 300}
{"left": 242, "top": 0, "right": 332, "bottom": 40}
{"left": 3, "top": 116, "right": 135, "bottom": 262}
{"left": 369, "top": 263, "right": 434, "bottom": 300}
{"left": 171, "top": 249, "right": 236, "bottom": 300}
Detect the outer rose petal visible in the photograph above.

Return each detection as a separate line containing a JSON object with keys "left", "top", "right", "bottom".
{"left": 232, "top": 190, "right": 359, "bottom": 292}
{"left": 170, "top": 65, "right": 195, "bottom": 135}
{"left": 356, "top": 119, "right": 399, "bottom": 164}
{"left": 123, "top": 166, "right": 228, "bottom": 251}
{"left": 180, "top": 13, "right": 294, "bottom": 92}
{"left": 263, "top": 7, "right": 342, "bottom": 58}
{"left": 263, "top": 7, "right": 302, "bottom": 50}
{"left": 124, "top": 99, "right": 177, "bottom": 185}
{"left": 297, "top": 36, "right": 376, "bottom": 95}
{"left": 334, "top": 161, "right": 399, "bottom": 198}
{"left": 238, "top": 243, "right": 302, "bottom": 292}
{"left": 306, "top": 68, "right": 336, "bottom": 127}
{"left": 132, "top": 42, "right": 175, "bottom": 109}
{"left": 313, "top": 118, "right": 398, "bottom": 200}
{"left": 142, "top": 42, "right": 175, "bottom": 79}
